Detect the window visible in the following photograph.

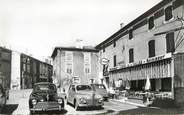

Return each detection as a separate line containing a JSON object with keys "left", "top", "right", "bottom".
{"left": 165, "top": 5, "right": 173, "bottom": 21}
{"left": 65, "top": 51, "right": 73, "bottom": 74}
{"left": 129, "top": 48, "right": 134, "bottom": 63}
{"left": 84, "top": 53, "right": 91, "bottom": 74}
{"left": 148, "top": 16, "right": 154, "bottom": 30}
{"left": 103, "top": 47, "right": 105, "bottom": 52}
{"left": 113, "top": 40, "right": 116, "bottom": 47}
{"left": 113, "top": 55, "right": 116, "bottom": 67}
{"left": 129, "top": 29, "right": 133, "bottom": 40}
{"left": 85, "top": 68, "right": 90, "bottom": 74}
{"left": 148, "top": 40, "right": 155, "bottom": 58}
{"left": 66, "top": 68, "right": 72, "bottom": 74}
{"left": 66, "top": 63, "right": 72, "bottom": 74}
{"left": 166, "top": 32, "right": 175, "bottom": 53}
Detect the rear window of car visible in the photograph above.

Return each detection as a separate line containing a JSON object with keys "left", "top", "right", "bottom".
{"left": 76, "top": 85, "right": 92, "bottom": 91}
{"left": 94, "top": 84, "right": 106, "bottom": 89}
{"left": 35, "top": 84, "right": 56, "bottom": 91}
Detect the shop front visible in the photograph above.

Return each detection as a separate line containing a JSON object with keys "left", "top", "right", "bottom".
{"left": 108, "top": 53, "right": 174, "bottom": 100}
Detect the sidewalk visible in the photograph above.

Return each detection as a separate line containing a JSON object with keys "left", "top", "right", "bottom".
{"left": 9, "top": 89, "right": 32, "bottom": 115}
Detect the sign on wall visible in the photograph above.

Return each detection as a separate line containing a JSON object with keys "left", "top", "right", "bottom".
{"left": 100, "top": 58, "right": 109, "bottom": 65}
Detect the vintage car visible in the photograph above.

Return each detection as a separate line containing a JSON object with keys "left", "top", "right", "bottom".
{"left": 91, "top": 84, "right": 109, "bottom": 101}
{"left": 67, "top": 84, "right": 104, "bottom": 110}
{"left": 0, "top": 84, "right": 6, "bottom": 112}
{"left": 29, "top": 82, "right": 65, "bottom": 113}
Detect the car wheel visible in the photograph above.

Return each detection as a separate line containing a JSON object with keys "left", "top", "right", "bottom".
{"left": 30, "top": 110, "right": 34, "bottom": 114}
{"left": 66, "top": 99, "right": 70, "bottom": 105}
{"left": 74, "top": 100, "right": 79, "bottom": 111}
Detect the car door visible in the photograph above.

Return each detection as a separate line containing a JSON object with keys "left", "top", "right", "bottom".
{"left": 67, "top": 85, "right": 75, "bottom": 103}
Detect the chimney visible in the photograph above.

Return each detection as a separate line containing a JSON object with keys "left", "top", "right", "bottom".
{"left": 120, "top": 23, "right": 124, "bottom": 28}
{"left": 75, "top": 39, "right": 83, "bottom": 49}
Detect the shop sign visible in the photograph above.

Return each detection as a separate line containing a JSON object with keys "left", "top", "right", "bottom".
{"left": 100, "top": 58, "right": 109, "bottom": 65}
{"left": 110, "top": 53, "right": 172, "bottom": 71}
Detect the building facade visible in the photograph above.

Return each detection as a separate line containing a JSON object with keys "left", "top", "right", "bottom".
{"left": 11, "top": 51, "right": 53, "bottom": 89}
{"left": 0, "top": 47, "right": 11, "bottom": 89}
{"left": 20, "top": 53, "right": 53, "bottom": 89}
{"left": 96, "top": 0, "right": 184, "bottom": 106}
{"left": 51, "top": 47, "right": 99, "bottom": 90}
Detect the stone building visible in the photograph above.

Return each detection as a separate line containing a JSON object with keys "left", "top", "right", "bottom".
{"left": 51, "top": 47, "right": 99, "bottom": 90}
{"left": 96, "top": 0, "right": 184, "bottom": 106}
{"left": 0, "top": 47, "right": 12, "bottom": 89}
{"left": 11, "top": 51, "right": 53, "bottom": 89}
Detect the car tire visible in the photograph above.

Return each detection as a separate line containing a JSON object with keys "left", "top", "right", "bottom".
{"left": 30, "top": 110, "right": 34, "bottom": 114}
{"left": 66, "top": 99, "right": 69, "bottom": 105}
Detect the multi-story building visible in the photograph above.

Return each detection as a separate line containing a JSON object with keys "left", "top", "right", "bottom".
{"left": 11, "top": 51, "right": 53, "bottom": 89}
{"left": 0, "top": 47, "right": 11, "bottom": 89}
{"left": 96, "top": 0, "right": 184, "bottom": 106}
{"left": 51, "top": 47, "right": 99, "bottom": 90}
{"left": 20, "top": 53, "right": 53, "bottom": 89}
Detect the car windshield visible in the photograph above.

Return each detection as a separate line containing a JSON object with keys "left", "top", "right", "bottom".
{"left": 94, "top": 84, "right": 106, "bottom": 89}
{"left": 76, "top": 85, "right": 92, "bottom": 91}
{"left": 34, "top": 84, "right": 56, "bottom": 91}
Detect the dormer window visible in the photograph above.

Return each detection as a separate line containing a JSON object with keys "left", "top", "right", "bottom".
{"left": 165, "top": 5, "right": 173, "bottom": 21}
{"left": 148, "top": 16, "right": 154, "bottom": 30}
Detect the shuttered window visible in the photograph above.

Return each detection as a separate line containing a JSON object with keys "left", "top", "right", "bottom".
{"left": 113, "top": 40, "right": 116, "bottom": 47}
{"left": 148, "top": 40, "right": 155, "bottom": 58}
{"left": 113, "top": 55, "right": 116, "bottom": 67}
{"left": 129, "top": 29, "right": 133, "bottom": 40}
{"left": 166, "top": 32, "right": 175, "bottom": 53}
{"left": 129, "top": 48, "right": 134, "bottom": 63}
{"left": 148, "top": 16, "right": 154, "bottom": 30}
{"left": 165, "top": 6, "right": 173, "bottom": 21}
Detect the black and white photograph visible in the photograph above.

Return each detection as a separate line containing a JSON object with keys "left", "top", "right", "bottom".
{"left": 1, "top": 0, "right": 184, "bottom": 114}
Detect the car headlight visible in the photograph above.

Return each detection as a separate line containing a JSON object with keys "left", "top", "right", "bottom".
{"left": 58, "top": 98, "right": 63, "bottom": 104}
{"left": 79, "top": 98, "right": 87, "bottom": 104}
{"left": 99, "top": 98, "right": 103, "bottom": 103}
{"left": 32, "top": 99, "right": 37, "bottom": 105}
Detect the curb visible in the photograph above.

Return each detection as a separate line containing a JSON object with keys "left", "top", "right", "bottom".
{"left": 111, "top": 99, "right": 146, "bottom": 107}
{"left": 111, "top": 99, "right": 161, "bottom": 109}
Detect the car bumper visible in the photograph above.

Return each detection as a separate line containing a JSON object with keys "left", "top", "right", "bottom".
{"left": 78, "top": 102, "right": 104, "bottom": 107}
{"left": 30, "top": 102, "right": 64, "bottom": 111}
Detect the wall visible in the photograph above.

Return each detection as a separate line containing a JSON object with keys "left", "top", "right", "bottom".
{"left": 100, "top": 1, "right": 184, "bottom": 70}
{"left": 0, "top": 47, "right": 11, "bottom": 89}
{"left": 11, "top": 51, "right": 21, "bottom": 89}
{"left": 53, "top": 49, "right": 99, "bottom": 91}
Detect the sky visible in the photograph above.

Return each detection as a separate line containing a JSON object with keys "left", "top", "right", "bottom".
{"left": 0, "top": 0, "right": 162, "bottom": 60}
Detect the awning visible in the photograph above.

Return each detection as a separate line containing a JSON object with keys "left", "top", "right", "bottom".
{"left": 109, "top": 58, "right": 171, "bottom": 81}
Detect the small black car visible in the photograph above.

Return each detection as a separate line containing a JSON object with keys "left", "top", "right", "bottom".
{"left": 29, "top": 82, "right": 64, "bottom": 113}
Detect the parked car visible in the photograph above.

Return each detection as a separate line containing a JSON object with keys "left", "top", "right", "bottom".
{"left": 29, "top": 82, "right": 65, "bottom": 113}
{"left": 57, "top": 88, "right": 67, "bottom": 100}
{"left": 0, "top": 84, "right": 6, "bottom": 112}
{"left": 91, "top": 84, "right": 109, "bottom": 101}
{"left": 67, "top": 84, "right": 104, "bottom": 110}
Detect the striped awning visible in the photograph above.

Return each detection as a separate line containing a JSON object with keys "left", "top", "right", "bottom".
{"left": 109, "top": 58, "right": 171, "bottom": 81}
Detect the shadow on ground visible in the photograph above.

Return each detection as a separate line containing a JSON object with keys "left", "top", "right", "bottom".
{"left": 31, "top": 109, "right": 68, "bottom": 115}
{"left": 67, "top": 102, "right": 104, "bottom": 111}
{"left": 0, "top": 104, "right": 18, "bottom": 114}
{"left": 118, "top": 106, "right": 184, "bottom": 114}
